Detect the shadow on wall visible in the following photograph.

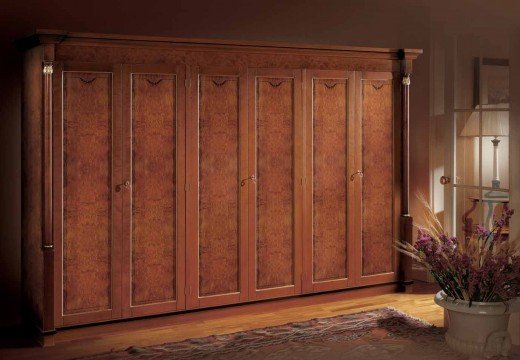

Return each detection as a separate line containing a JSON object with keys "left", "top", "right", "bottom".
{"left": 0, "top": 66, "right": 22, "bottom": 329}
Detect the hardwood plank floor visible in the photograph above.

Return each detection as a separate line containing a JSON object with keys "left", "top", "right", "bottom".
{"left": 0, "top": 284, "right": 442, "bottom": 360}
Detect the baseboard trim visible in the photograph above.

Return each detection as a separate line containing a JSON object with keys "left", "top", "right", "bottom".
{"left": 50, "top": 282, "right": 400, "bottom": 345}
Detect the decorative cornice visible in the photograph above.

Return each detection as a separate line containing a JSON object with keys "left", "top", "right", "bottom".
{"left": 398, "top": 48, "right": 423, "bottom": 61}
{"left": 15, "top": 32, "right": 67, "bottom": 51}
{"left": 16, "top": 29, "right": 423, "bottom": 60}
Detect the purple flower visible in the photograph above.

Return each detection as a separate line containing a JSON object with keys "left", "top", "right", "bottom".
{"left": 439, "top": 234, "right": 457, "bottom": 253}
{"left": 495, "top": 218, "right": 506, "bottom": 227}
{"left": 401, "top": 208, "right": 520, "bottom": 302}
{"left": 475, "top": 224, "right": 490, "bottom": 238}
{"left": 415, "top": 229, "right": 437, "bottom": 256}
{"left": 494, "top": 208, "right": 515, "bottom": 228}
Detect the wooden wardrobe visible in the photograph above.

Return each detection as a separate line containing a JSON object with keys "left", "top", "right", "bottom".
{"left": 19, "top": 30, "right": 421, "bottom": 343}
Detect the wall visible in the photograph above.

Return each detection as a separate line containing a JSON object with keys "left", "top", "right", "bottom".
{"left": 0, "top": 0, "right": 517, "bottom": 329}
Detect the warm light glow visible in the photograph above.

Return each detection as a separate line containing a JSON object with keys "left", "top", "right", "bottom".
{"left": 459, "top": 104, "right": 509, "bottom": 137}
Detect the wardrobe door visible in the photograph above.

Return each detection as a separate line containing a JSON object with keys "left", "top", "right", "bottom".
{"left": 247, "top": 69, "right": 303, "bottom": 300}
{"left": 52, "top": 63, "right": 123, "bottom": 326}
{"left": 357, "top": 72, "right": 398, "bottom": 286}
{"left": 186, "top": 66, "right": 248, "bottom": 309}
{"left": 121, "top": 65, "right": 186, "bottom": 317}
{"left": 303, "top": 70, "right": 356, "bottom": 293}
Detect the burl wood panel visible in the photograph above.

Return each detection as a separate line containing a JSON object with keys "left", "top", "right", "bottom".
{"left": 55, "top": 46, "right": 397, "bottom": 74}
{"left": 362, "top": 80, "right": 394, "bottom": 276}
{"left": 62, "top": 72, "right": 112, "bottom": 314}
{"left": 256, "top": 77, "right": 294, "bottom": 289}
{"left": 312, "top": 79, "right": 349, "bottom": 282}
{"left": 198, "top": 75, "right": 240, "bottom": 297}
{"left": 22, "top": 47, "right": 44, "bottom": 324}
{"left": 131, "top": 74, "right": 176, "bottom": 305}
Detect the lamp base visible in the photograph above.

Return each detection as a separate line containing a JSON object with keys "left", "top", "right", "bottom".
{"left": 485, "top": 180, "right": 507, "bottom": 198}
{"left": 485, "top": 190, "right": 508, "bottom": 199}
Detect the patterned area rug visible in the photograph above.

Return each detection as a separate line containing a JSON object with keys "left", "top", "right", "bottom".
{"left": 82, "top": 308, "right": 465, "bottom": 359}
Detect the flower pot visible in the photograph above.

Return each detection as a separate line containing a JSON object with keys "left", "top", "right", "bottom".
{"left": 434, "top": 291, "right": 520, "bottom": 359}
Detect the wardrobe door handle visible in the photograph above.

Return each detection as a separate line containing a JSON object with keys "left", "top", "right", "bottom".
{"left": 241, "top": 174, "right": 256, "bottom": 187}
{"left": 115, "top": 180, "right": 130, "bottom": 192}
{"left": 350, "top": 170, "right": 363, "bottom": 181}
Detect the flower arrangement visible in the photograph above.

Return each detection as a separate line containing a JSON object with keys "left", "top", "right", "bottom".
{"left": 397, "top": 198, "right": 520, "bottom": 304}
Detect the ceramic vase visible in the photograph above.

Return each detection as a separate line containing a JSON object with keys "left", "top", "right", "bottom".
{"left": 434, "top": 291, "right": 520, "bottom": 359}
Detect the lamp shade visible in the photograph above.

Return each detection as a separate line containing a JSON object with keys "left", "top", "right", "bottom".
{"left": 460, "top": 104, "right": 509, "bottom": 137}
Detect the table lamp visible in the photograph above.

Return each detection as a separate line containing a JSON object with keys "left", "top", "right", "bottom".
{"left": 460, "top": 104, "right": 509, "bottom": 198}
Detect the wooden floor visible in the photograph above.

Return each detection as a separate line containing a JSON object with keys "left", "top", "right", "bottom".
{"left": 0, "top": 283, "right": 442, "bottom": 360}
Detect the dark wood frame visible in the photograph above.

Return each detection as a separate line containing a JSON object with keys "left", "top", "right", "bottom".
{"left": 473, "top": 57, "right": 509, "bottom": 108}
{"left": 19, "top": 30, "right": 421, "bottom": 345}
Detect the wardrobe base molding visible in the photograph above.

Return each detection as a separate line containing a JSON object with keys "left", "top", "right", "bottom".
{"left": 30, "top": 282, "right": 401, "bottom": 347}
{"left": 28, "top": 325, "right": 57, "bottom": 348}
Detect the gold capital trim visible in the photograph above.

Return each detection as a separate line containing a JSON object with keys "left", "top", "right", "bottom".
{"left": 43, "top": 63, "right": 53, "bottom": 75}
{"left": 402, "top": 74, "right": 411, "bottom": 86}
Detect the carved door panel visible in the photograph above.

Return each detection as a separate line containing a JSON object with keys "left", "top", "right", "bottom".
{"left": 302, "top": 70, "right": 357, "bottom": 293}
{"left": 186, "top": 66, "right": 249, "bottom": 309}
{"left": 52, "top": 63, "right": 123, "bottom": 326}
{"left": 356, "top": 72, "right": 399, "bottom": 286}
{"left": 121, "top": 64, "right": 186, "bottom": 317}
{"left": 247, "top": 69, "right": 303, "bottom": 300}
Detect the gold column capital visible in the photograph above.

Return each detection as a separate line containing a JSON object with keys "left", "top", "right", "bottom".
{"left": 402, "top": 74, "right": 411, "bottom": 86}
{"left": 43, "top": 63, "right": 53, "bottom": 75}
